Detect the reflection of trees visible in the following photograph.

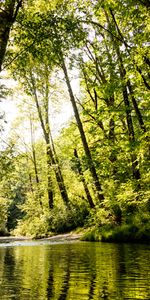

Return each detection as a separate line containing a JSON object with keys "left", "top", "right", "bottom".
{"left": 46, "top": 244, "right": 71, "bottom": 300}
{"left": 46, "top": 265, "right": 54, "bottom": 299}
{"left": 45, "top": 243, "right": 98, "bottom": 299}
{"left": 0, "top": 242, "right": 150, "bottom": 299}
{"left": 0, "top": 249, "right": 5, "bottom": 285}
{"left": 2, "top": 248, "right": 21, "bottom": 300}
{"left": 57, "top": 261, "right": 70, "bottom": 300}
{"left": 113, "top": 244, "right": 150, "bottom": 300}
{"left": 99, "top": 281, "right": 109, "bottom": 300}
{"left": 88, "top": 271, "right": 96, "bottom": 300}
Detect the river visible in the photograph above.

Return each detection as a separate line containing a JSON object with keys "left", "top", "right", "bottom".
{"left": 0, "top": 239, "right": 150, "bottom": 299}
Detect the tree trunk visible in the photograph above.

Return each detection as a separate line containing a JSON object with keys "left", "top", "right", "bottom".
{"left": 29, "top": 68, "right": 69, "bottom": 207}
{"left": 116, "top": 47, "right": 141, "bottom": 183}
{"left": 109, "top": 8, "right": 150, "bottom": 91}
{"left": 61, "top": 58, "right": 104, "bottom": 202}
{"left": 127, "top": 80, "right": 147, "bottom": 133}
{"left": 29, "top": 70, "right": 54, "bottom": 208}
{"left": 45, "top": 144, "right": 54, "bottom": 209}
{"left": 49, "top": 130, "right": 69, "bottom": 205}
{"left": 0, "top": 0, "right": 22, "bottom": 71}
{"left": 30, "top": 116, "right": 43, "bottom": 208}
{"left": 105, "top": 11, "right": 141, "bottom": 185}
{"left": 74, "top": 149, "right": 95, "bottom": 209}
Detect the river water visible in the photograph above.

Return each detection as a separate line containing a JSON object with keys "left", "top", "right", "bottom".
{"left": 0, "top": 239, "right": 150, "bottom": 299}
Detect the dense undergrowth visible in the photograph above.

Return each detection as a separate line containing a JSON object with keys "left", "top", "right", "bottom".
{"left": 81, "top": 202, "right": 150, "bottom": 243}
{"left": 12, "top": 202, "right": 89, "bottom": 238}
{"left": 10, "top": 196, "right": 150, "bottom": 244}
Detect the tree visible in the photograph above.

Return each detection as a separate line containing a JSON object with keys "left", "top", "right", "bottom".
{"left": 11, "top": 54, "right": 70, "bottom": 208}
{"left": 0, "top": 0, "right": 23, "bottom": 71}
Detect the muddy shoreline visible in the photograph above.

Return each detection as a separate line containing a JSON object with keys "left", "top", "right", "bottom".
{"left": 0, "top": 232, "right": 83, "bottom": 243}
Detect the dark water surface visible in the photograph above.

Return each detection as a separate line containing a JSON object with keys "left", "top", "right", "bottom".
{"left": 0, "top": 239, "right": 150, "bottom": 299}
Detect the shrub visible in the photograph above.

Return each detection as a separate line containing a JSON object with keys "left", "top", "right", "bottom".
{"left": 48, "top": 203, "right": 89, "bottom": 233}
{"left": 0, "top": 197, "right": 9, "bottom": 235}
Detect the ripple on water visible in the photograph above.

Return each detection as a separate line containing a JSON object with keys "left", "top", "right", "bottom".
{"left": 0, "top": 241, "right": 150, "bottom": 299}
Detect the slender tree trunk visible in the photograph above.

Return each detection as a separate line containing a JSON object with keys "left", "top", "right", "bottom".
{"left": 29, "top": 70, "right": 54, "bottom": 208}
{"left": 109, "top": 8, "right": 150, "bottom": 90}
{"left": 105, "top": 10, "right": 149, "bottom": 155}
{"left": 127, "top": 80, "right": 147, "bottom": 133}
{"left": 116, "top": 47, "right": 141, "bottom": 183}
{"left": 49, "top": 130, "right": 69, "bottom": 205}
{"left": 74, "top": 149, "right": 95, "bottom": 209}
{"left": 0, "top": 0, "right": 22, "bottom": 71}
{"left": 29, "top": 68, "right": 69, "bottom": 207}
{"left": 29, "top": 116, "right": 43, "bottom": 208}
{"left": 30, "top": 116, "right": 40, "bottom": 185}
{"left": 44, "top": 68, "right": 69, "bottom": 205}
{"left": 61, "top": 58, "right": 104, "bottom": 202}
{"left": 46, "top": 143, "right": 54, "bottom": 209}
{"left": 105, "top": 12, "right": 141, "bottom": 185}
{"left": 83, "top": 44, "right": 118, "bottom": 176}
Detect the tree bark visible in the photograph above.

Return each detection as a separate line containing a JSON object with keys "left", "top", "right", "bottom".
{"left": 49, "top": 129, "right": 69, "bottom": 206}
{"left": 0, "top": 0, "right": 22, "bottom": 71}
{"left": 29, "top": 115, "right": 43, "bottom": 208}
{"left": 116, "top": 46, "right": 141, "bottom": 183}
{"left": 105, "top": 11, "right": 141, "bottom": 184}
{"left": 74, "top": 149, "right": 95, "bottom": 209}
{"left": 61, "top": 58, "right": 104, "bottom": 202}
{"left": 29, "top": 70, "right": 54, "bottom": 208}
{"left": 127, "top": 80, "right": 147, "bottom": 133}
{"left": 29, "top": 68, "right": 69, "bottom": 207}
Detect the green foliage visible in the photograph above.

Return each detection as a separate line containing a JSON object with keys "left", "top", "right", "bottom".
{"left": 12, "top": 213, "right": 50, "bottom": 238}
{"left": 47, "top": 203, "right": 89, "bottom": 233}
{"left": 101, "top": 220, "right": 150, "bottom": 243}
{"left": 80, "top": 227, "right": 101, "bottom": 242}
{"left": 0, "top": 197, "right": 9, "bottom": 235}
{"left": 12, "top": 199, "right": 89, "bottom": 238}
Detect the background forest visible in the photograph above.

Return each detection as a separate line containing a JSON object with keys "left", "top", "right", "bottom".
{"left": 0, "top": 0, "right": 150, "bottom": 242}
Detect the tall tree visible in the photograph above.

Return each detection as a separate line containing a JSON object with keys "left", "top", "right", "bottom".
{"left": 62, "top": 58, "right": 104, "bottom": 202}
{"left": 0, "top": 0, "right": 23, "bottom": 71}
{"left": 28, "top": 63, "right": 70, "bottom": 207}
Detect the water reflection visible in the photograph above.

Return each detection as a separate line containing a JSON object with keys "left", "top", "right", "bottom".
{"left": 0, "top": 241, "right": 150, "bottom": 299}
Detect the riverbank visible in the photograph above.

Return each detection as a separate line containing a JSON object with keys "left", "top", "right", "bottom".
{"left": 0, "top": 232, "right": 84, "bottom": 243}
{"left": 1, "top": 224, "right": 150, "bottom": 244}
{"left": 80, "top": 224, "right": 150, "bottom": 244}
{"left": 44, "top": 232, "right": 83, "bottom": 241}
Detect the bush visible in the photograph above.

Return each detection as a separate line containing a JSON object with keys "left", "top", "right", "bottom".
{"left": 12, "top": 213, "right": 50, "bottom": 238}
{"left": 82, "top": 204, "right": 150, "bottom": 243}
{"left": 48, "top": 203, "right": 89, "bottom": 233}
{"left": 0, "top": 197, "right": 9, "bottom": 235}
{"left": 12, "top": 201, "right": 89, "bottom": 238}
{"left": 80, "top": 227, "right": 101, "bottom": 241}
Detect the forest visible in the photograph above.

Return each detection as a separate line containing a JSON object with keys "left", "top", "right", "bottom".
{"left": 0, "top": 0, "right": 150, "bottom": 242}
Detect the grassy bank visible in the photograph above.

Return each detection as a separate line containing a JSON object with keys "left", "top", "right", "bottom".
{"left": 81, "top": 223, "right": 150, "bottom": 243}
